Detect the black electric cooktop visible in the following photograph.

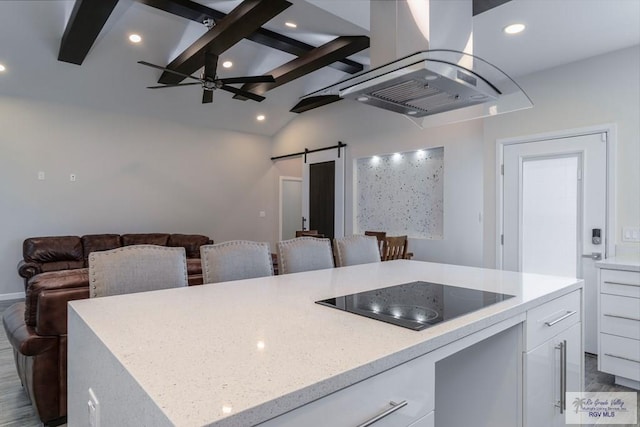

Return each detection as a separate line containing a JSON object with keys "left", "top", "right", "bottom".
{"left": 315, "top": 281, "right": 515, "bottom": 331}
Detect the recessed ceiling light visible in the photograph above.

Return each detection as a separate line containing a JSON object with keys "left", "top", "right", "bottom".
{"left": 424, "top": 75, "right": 438, "bottom": 81}
{"left": 256, "top": 114, "right": 266, "bottom": 121}
{"left": 503, "top": 23, "right": 525, "bottom": 35}
{"left": 0, "top": 64, "right": 5, "bottom": 72}
{"left": 222, "top": 61, "right": 233, "bottom": 68}
{"left": 407, "top": 111, "right": 418, "bottom": 115}
{"left": 285, "top": 22, "right": 297, "bottom": 28}
{"left": 128, "top": 34, "right": 142, "bottom": 43}
{"left": 357, "top": 96, "right": 369, "bottom": 102}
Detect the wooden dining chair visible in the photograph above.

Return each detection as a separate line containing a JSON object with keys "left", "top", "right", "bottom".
{"left": 381, "top": 235, "right": 409, "bottom": 261}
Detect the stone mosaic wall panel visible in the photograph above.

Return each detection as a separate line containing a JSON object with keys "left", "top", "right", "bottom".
{"left": 356, "top": 148, "right": 444, "bottom": 239}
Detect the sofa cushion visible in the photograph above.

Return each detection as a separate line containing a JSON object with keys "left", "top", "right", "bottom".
{"left": 121, "top": 233, "right": 169, "bottom": 246}
{"left": 24, "top": 236, "right": 83, "bottom": 263}
{"left": 168, "top": 234, "right": 212, "bottom": 258}
{"left": 81, "top": 234, "right": 122, "bottom": 263}
{"left": 25, "top": 269, "right": 88, "bottom": 327}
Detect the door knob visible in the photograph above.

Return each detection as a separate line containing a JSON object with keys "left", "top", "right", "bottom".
{"left": 581, "top": 252, "right": 602, "bottom": 261}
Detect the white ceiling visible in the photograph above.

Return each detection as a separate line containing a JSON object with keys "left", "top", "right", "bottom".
{"left": 0, "top": 0, "right": 638, "bottom": 137}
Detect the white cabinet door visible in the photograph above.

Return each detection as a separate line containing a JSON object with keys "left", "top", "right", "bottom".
{"left": 524, "top": 322, "right": 582, "bottom": 427}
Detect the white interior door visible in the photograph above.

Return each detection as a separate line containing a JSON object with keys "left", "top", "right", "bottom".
{"left": 279, "top": 177, "right": 302, "bottom": 241}
{"left": 502, "top": 132, "right": 607, "bottom": 354}
{"left": 302, "top": 149, "right": 345, "bottom": 238}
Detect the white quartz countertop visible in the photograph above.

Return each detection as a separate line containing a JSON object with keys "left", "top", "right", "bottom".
{"left": 596, "top": 254, "right": 640, "bottom": 271}
{"left": 68, "top": 260, "right": 582, "bottom": 426}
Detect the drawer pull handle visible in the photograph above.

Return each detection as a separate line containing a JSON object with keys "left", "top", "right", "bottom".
{"left": 545, "top": 310, "right": 577, "bottom": 327}
{"left": 357, "top": 400, "right": 408, "bottom": 427}
{"left": 604, "top": 314, "right": 640, "bottom": 322}
{"left": 604, "top": 281, "right": 640, "bottom": 288}
{"left": 604, "top": 353, "right": 640, "bottom": 364}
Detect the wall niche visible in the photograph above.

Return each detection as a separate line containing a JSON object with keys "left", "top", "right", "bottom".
{"left": 356, "top": 147, "right": 444, "bottom": 239}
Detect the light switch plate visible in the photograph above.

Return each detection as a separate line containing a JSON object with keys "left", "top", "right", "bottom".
{"left": 622, "top": 226, "right": 640, "bottom": 243}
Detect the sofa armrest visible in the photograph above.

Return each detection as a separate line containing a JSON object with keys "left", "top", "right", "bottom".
{"left": 18, "top": 260, "right": 42, "bottom": 279}
{"left": 2, "top": 302, "right": 58, "bottom": 356}
{"left": 37, "top": 287, "right": 90, "bottom": 336}
{"left": 25, "top": 269, "right": 89, "bottom": 327}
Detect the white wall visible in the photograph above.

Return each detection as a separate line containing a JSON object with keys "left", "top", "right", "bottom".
{"left": 273, "top": 100, "right": 484, "bottom": 267}
{"left": 0, "top": 97, "right": 279, "bottom": 296}
{"left": 483, "top": 45, "right": 640, "bottom": 267}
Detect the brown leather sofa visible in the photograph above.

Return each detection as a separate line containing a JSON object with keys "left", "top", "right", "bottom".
{"left": 2, "top": 233, "right": 212, "bottom": 426}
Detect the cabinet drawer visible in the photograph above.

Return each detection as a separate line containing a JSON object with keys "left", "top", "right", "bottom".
{"left": 259, "top": 353, "right": 435, "bottom": 427}
{"left": 600, "top": 334, "right": 640, "bottom": 381}
{"left": 407, "top": 411, "right": 434, "bottom": 427}
{"left": 600, "top": 294, "right": 640, "bottom": 339}
{"left": 600, "top": 269, "right": 640, "bottom": 298}
{"left": 526, "top": 290, "right": 581, "bottom": 351}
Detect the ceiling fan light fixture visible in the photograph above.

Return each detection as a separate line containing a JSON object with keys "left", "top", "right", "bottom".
{"left": 128, "top": 33, "right": 142, "bottom": 43}
{"left": 222, "top": 61, "right": 233, "bottom": 68}
{"left": 256, "top": 114, "right": 266, "bottom": 121}
{"left": 503, "top": 23, "right": 525, "bottom": 35}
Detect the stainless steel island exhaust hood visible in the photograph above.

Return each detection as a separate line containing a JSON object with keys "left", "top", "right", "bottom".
{"left": 339, "top": 50, "right": 500, "bottom": 118}
{"left": 298, "top": 49, "right": 531, "bottom": 125}
{"left": 294, "top": 1, "right": 532, "bottom": 126}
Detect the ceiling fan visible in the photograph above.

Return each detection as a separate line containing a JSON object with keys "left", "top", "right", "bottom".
{"left": 138, "top": 53, "right": 275, "bottom": 103}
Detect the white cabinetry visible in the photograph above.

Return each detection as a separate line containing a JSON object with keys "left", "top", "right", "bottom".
{"left": 524, "top": 290, "right": 583, "bottom": 427}
{"left": 258, "top": 351, "right": 436, "bottom": 427}
{"left": 597, "top": 266, "right": 640, "bottom": 390}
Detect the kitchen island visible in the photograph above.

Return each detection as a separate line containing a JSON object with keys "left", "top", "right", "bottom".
{"left": 68, "top": 260, "right": 583, "bottom": 426}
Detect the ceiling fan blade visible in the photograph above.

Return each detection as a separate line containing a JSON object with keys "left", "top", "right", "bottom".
{"left": 146, "top": 82, "right": 202, "bottom": 89}
{"left": 220, "top": 85, "right": 265, "bottom": 102}
{"left": 202, "top": 89, "right": 213, "bottom": 104}
{"left": 138, "top": 61, "right": 202, "bottom": 82}
{"left": 218, "top": 75, "right": 275, "bottom": 85}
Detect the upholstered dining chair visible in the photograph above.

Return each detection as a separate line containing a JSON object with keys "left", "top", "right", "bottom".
{"left": 364, "top": 231, "right": 386, "bottom": 258}
{"left": 276, "top": 237, "right": 334, "bottom": 274}
{"left": 200, "top": 240, "right": 273, "bottom": 283}
{"left": 334, "top": 235, "right": 381, "bottom": 267}
{"left": 382, "top": 235, "right": 409, "bottom": 261}
{"left": 88, "top": 245, "right": 188, "bottom": 298}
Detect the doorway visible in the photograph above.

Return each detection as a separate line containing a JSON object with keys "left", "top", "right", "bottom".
{"left": 499, "top": 127, "right": 615, "bottom": 354}
{"left": 279, "top": 177, "right": 302, "bottom": 241}
{"left": 302, "top": 149, "right": 345, "bottom": 239}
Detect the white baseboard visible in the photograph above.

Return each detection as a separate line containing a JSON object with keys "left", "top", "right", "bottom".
{"left": 0, "top": 292, "right": 25, "bottom": 301}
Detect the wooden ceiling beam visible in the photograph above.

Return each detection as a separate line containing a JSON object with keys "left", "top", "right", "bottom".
{"left": 234, "top": 36, "right": 369, "bottom": 100}
{"left": 58, "top": 0, "right": 121, "bottom": 65}
{"left": 157, "top": 0, "right": 292, "bottom": 85}
{"left": 472, "top": 0, "right": 511, "bottom": 16}
{"left": 137, "top": 0, "right": 365, "bottom": 74}
{"left": 290, "top": 95, "right": 342, "bottom": 114}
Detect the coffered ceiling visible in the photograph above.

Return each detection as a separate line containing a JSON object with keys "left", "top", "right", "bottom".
{"left": 0, "top": 1, "right": 638, "bottom": 136}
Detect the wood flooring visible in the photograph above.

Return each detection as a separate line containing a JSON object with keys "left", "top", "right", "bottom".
{"left": 0, "top": 299, "right": 638, "bottom": 426}
{"left": 0, "top": 299, "right": 41, "bottom": 427}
